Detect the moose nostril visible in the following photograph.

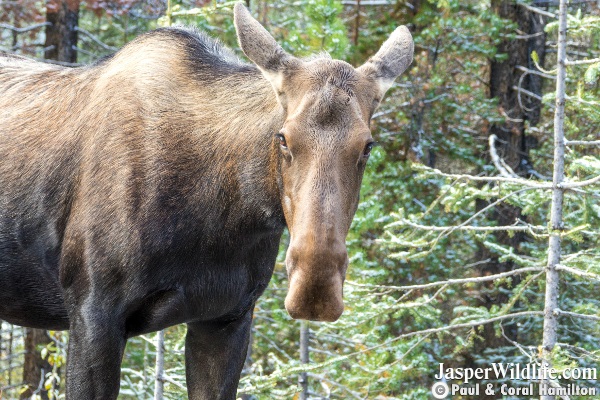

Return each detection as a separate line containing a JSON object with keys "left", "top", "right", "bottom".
{"left": 327, "top": 241, "right": 349, "bottom": 269}
{"left": 285, "top": 245, "right": 300, "bottom": 273}
{"left": 285, "top": 269, "right": 345, "bottom": 322}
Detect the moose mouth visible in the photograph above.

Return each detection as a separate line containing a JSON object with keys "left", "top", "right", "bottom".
{"left": 283, "top": 246, "right": 348, "bottom": 322}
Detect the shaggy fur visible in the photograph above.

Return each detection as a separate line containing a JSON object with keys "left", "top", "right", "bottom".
{"left": 0, "top": 26, "right": 283, "bottom": 328}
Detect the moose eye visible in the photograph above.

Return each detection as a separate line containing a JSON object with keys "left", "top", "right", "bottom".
{"left": 363, "top": 141, "right": 375, "bottom": 157}
{"left": 276, "top": 133, "right": 287, "bottom": 149}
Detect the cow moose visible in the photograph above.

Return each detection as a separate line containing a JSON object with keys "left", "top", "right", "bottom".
{"left": 0, "top": 3, "right": 413, "bottom": 399}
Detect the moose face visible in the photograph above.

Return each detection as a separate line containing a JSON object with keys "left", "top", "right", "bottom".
{"left": 234, "top": 3, "right": 413, "bottom": 321}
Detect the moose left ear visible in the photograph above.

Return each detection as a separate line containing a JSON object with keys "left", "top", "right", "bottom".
{"left": 357, "top": 26, "right": 414, "bottom": 95}
{"left": 233, "top": 2, "right": 300, "bottom": 92}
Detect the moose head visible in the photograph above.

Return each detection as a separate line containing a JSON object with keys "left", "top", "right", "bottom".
{"left": 234, "top": 4, "right": 413, "bottom": 322}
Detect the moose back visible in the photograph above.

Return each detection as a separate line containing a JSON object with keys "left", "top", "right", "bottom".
{"left": 0, "top": 4, "right": 413, "bottom": 399}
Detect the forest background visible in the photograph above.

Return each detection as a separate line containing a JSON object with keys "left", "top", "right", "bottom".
{"left": 0, "top": 0, "right": 599, "bottom": 399}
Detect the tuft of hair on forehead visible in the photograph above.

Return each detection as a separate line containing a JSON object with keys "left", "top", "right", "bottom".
{"left": 307, "top": 59, "right": 358, "bottom": 98}
{"left": 304, "top": 62, "right": 361, "bottom": 126}
{"left": 302, "top": 51, "right": 332, "bottom": 62}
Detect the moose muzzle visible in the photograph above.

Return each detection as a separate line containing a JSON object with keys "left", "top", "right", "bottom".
{"left": 284, "top": 241, "right": 348, "bottom": 322}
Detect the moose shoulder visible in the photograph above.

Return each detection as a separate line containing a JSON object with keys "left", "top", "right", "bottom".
{"left": 0, "top": 3, "right": 413, "bottom": 399}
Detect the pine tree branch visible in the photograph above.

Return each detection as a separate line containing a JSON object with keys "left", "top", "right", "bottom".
{"left": 500, "top": 323, "right": 537, "bottom": 361}
{"left": 490, "top": 135, "right": 522, "bottom": 178}
{"left": 556, "top": 310, "right": 600, "bottom": 322}
{"left": 555, "top": 264, "right": 600, "bottom": 281}
{"left": 253, "top": 329, "right": 295, "bottom": 362}
{"left": 347, "top": 267, "right": 544, "bottom": 291}
{"left": 394, "top": 219, "right": 546, "bottom": 233}
{"left": 511, "top": 85, "right": 544, "bottom": 101}
{"left": 501, "top": 272, "right": 546, "bottom": 316}
{"left": 516, "top": 65, "right": 557, "bottom": 81}
{"left": 556, "top": 342, "right": 600, "bottom": 361}
{"left": 306, "top": 373, "right": 363, "bottom": 399}
{"left": 340, "top": 286, "right": 450, "bottom": 331}
{"left": 423, "top": 169, "right": 552, "bottom": 188}
{"left": 75, "top": 27, "right": 119, "bottom": 52}
{"left": 565, "top": 57, "right": 600, "bottom": 65}
{"left": 161, "top": 374, "right": 186, "bottom": 390}
{"left": 0, "top": 23, "right": 51, "bottom": 33}
{"left": 427, "top": 142, "right": 598, "bottom": 190}
{"left": 518, "top": 2, "right": 558, "bottom": 19}
{"left": 565, "top": 140, "right": 600, "bottom": 146}
{"left": 373, "top": 311, "right": 544, "bottom": 350}
{"left": 558, "top": 174, "right": 600, "bottom": 188}
{"left": 384, "top": 187, "right": 544, "bottom": 261}
{"left": 242, "top": 312, "right": 543, "bottom": 391}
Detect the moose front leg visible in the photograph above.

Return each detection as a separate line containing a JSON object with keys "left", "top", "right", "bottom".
{"left": 185, "top": 309, "right": 253, "bottom": 400}
{"left": 65, "top": 307, "right": 127, "bottom": 399}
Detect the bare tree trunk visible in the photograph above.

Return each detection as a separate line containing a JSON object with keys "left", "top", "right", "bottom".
{"left": 143, "top": 333, "right": 149, "bottom": 389}
{"left": 21, "top": 329, "right": 51, "bottom": 400}
{"left": 8, "top": 324, "right": 13, "bottom": 387}
{"left": 154, "top": 330, "right": 165, "bottom": 400}
{"left": 44, "top": 0, "right": 80, "bottom": 63}
{"left": 299, "top": 321, "right": 309, "bottom": 400}
{"left": 540, "top": 0, "right": 567, "bottom": 398}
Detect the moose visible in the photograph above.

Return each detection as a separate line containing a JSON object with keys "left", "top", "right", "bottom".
{"left": 0, "top": 3, "right": 413, "bottom": 399}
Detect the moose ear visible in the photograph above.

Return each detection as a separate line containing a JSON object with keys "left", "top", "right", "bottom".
{"left": 358, "top": 26, "right": 414, "bottom": 94}
{"left": 234, "top": 3, "right": 298, "bottom": 90}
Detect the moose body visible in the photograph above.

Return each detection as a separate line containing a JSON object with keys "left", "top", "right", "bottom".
{"left": 0, "top": 4, "right": 412, "bottom": 399}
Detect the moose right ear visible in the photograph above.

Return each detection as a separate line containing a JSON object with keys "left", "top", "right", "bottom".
{"left": 357, "top": 26, "right": 414, "bottom": 95}
{"left": 233, "top": 3, "right": 299, "bottom": 91}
